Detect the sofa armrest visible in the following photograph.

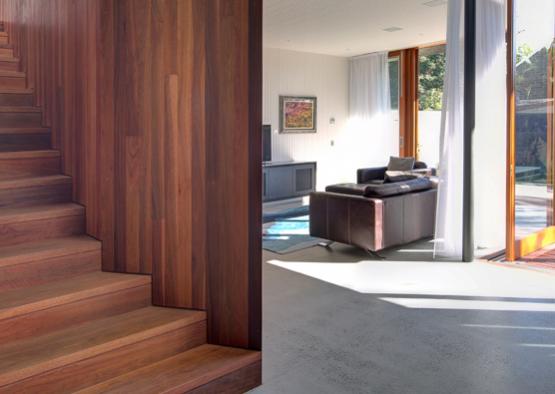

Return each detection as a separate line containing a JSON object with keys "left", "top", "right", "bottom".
{"left": 357, "top": 166, "right": 387, "bottom": 184}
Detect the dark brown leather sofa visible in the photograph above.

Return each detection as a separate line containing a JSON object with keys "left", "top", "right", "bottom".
{"left": 309, "top": 163, "right": 437, "bottom": 252}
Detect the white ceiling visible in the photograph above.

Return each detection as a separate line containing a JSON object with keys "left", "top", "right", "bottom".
{"left": 263, "top": 0, "right": 448, "bottom": 57}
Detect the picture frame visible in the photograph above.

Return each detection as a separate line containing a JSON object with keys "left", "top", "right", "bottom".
{"left": 279, "top": 96, "right": 317, "bottom": 133}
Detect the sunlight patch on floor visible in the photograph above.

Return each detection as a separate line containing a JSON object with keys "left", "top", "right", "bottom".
{"left": 380, "top": 297, "right": 555, "bottom": 312}
{"left": 267, "top": 259, "right": 555, "bottom": 299}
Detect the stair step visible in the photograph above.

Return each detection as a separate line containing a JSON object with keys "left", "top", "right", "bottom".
{"left": 0, "top": 127, "right": 50, "bottom": 151}
{"left": 0, "top": 36, "right": 7, "bottom": 45}
{"left": 0, "top": 106, "right": 41, "bottom": 127}
{"left": 0, "top": 44, "right": 13, "bottom": 57}
{"left": 0, "top": 175, "right": 72, "bottom": 208}
{"left": 78, "top": 344, "right": 261, "bottom": 394}
{"left": 0, "top": 88, "right": 33, "bottom": 94}
{"left": 0, "top": 57, "right": 18, "bottom": 72}
{"left": 0, "top": 235, "right": 101, "bottom": 292}
{"left": 0, "top": 272, "right": 151, "bottom": 345}
{"left": 0, "top": 91, "right": 33, "bottom": 106}
{"left": 0, "top": 307, "right": 207, "bottom": 391}
{"left": 0, "top": 150, "right": 60, "bottom": 180}
{"left": 0, "top": 71, "right": 24, "bottom": 89}
{"left": 0, "top": 203, "right": 84, "bottom": 247}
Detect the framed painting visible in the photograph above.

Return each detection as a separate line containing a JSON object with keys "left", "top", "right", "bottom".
{"left": 279, "top": 96, "right": 317, "bottom": 133}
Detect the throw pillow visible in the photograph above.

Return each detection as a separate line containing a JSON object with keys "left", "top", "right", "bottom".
{"left": 387, "top": 156, "right": 415, "bottom": 171}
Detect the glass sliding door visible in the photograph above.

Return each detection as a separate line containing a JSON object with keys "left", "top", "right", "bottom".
{"left": 508, "top": 0, "right": 555, "bottom": 259}
{"left": 418, "top": 45, "right": 446, "bottom": 168}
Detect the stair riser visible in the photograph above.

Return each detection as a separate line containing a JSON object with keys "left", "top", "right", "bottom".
{"left": 0, "top": 76, "right": 24, "bottom": 89}
{"left": 0, "top": 248, "right": 101, "bottom": 293}
{"left": 0, "top": 93, "right": 33, "bottom": 106}
{"left": 0, "top": 320, "right": 207, "bottom": 393}
{"left": 0, "top": 213, "right": 84, "bottom": 248}
{"left": 0, "top": 284, "right": 151, "bottom": 345}
{"left": 0, "top": 111, "right": 41, "bottom": 127}
{"left": 0, "top": 156, "right": 60, "bottom": 180}
{"left": 0, "top": 48, "right": 13, "bottom": 57}
{"left": 0, "top": 61, "right": 17, "bottom": 72}
{"left": 0, "top": 133, "right": 51, "bottom": 152}
{"left": 0, "top": 37, "right": 7, "bottom": 45}
{"left": 0, "top": 182, "right": 72, "bottom": 209}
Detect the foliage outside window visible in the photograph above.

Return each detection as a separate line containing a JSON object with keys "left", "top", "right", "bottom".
{"left": 418, "top": 45, "right": 446, "bottom": 111}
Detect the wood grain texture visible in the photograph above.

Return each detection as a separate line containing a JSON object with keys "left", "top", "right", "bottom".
{"left": 76, "top": 344, "right": 261, "bottom": 394}
{"left": 1, "top": 322, "right": 207, "bottom": 394}
{"left": 0, "top": 0, "right": 263, "bottom": 351}
{"left": 205, "top": 0, "right": 262, "bottom": 349}
{"left": 0, "top": 236, "right": 101, "bottom": 291}
{"left": 0, "top": 307, "right": 206, "bottom": 388}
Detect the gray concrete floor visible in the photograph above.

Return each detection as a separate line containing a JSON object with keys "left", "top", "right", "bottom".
{"left": 252, "top": 243, "right": 555, "bottom": 394}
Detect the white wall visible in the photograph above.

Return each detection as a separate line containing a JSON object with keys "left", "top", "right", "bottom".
{"left": 263, "top": 47, "right": 399, "bottom": 190}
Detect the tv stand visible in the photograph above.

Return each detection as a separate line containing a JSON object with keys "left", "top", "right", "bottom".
{"left": 262, "top": 161, "right": 317, "bottom": 202}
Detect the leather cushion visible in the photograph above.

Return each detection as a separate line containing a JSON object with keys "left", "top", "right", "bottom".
{"left": 363, "top": 177, "right": 433, "bottom": 197}
{"left": 325, "top": 183, "right": 369, "bottom": 196}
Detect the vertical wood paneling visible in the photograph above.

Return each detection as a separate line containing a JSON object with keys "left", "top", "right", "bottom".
{"left": 0, "top": 0, "right": 262, "bottom": 348}
{"left": 205, "top": 0, "right": 262, "bottom": 349}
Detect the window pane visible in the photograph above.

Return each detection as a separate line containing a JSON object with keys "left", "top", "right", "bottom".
{"left": 389, "top": 57, "right": 399, "bottom": 110}
{"left": 418, "top": 45, "right": 446, "bottom": 168}
{"left": 514, "top": 0, "right": 555, "bottom": 239}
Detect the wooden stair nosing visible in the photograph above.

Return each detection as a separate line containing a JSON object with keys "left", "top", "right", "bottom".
{"left": 0, "top": 127, "right": 49, "bottom": 135}
{"left": 0, "top": 236, "right": 100, "bottom": 268}
{"left": 0, "top": 272, "right": 151, "bottom": 321}
{"left": 0, "top": 88, "right": 33, "bottom": 95}
{"left": 0, "top": 175, "right": 72, "bottom": 209}
{"left": 0, "top": 150, "right": 58, "bottom": 159}
{"left": 0, "top": 307, "right": 207, "bottom": 387}
{"left": 0, "top": 175, "right": 71, "bottom": 191}
{"left": 0, "top": 70, "right": 24, "bottom": 78}
{"left": 0, "top": 203, "right": 83, "bottom": 225}
{"left": 0, "top": 57, "right": 18, "bottom": 63}
{"left": 76, "top": 344, "right": 262, "bottom": 394}
{"left": 0, "top": 105, "right": 40, "bottom": 112}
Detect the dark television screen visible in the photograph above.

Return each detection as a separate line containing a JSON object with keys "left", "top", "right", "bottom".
{"left": 262, "top": 125, "right": 272, "bottom": 162}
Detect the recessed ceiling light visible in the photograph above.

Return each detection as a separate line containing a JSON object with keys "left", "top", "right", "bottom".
{"left": 423, "top": 0, "right": 447, "bottom": 7}
{"left": 383, "top": 27, "right": 403, "bottom": 33}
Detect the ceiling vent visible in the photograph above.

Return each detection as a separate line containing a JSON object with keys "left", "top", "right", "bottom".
{"left": 382, "top": 27, "right": 403, "bottom": 33}
{"left": 423, "top": 0, "right": 447, "bottom": 7}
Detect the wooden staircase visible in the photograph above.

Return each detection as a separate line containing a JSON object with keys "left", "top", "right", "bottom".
{"left": 0, "top": 25, "right": 260, "bottom": 394}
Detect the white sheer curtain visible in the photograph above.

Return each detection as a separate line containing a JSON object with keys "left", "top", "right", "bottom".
{"left": 434, "top": 0, "right": 465, "bottom": 259}
{"left": 345, "top": 52, "right": 396, "bottom": 171}
{"left": 349, "top": 52, "right": 391, "bottom": 120}
{"left": 474, "top": 0, "right": 506, "bottom": 251}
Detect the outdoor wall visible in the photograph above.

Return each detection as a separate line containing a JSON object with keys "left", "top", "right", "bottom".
{"left": 263, "top": 47, "right": 399, "bottom": 190}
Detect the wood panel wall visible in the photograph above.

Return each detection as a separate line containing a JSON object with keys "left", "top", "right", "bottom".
{"left": 0, "top": 0, "right": 262, "bottom": 349}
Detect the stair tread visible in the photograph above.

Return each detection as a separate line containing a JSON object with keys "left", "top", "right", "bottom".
{"left": 78, "top": 344, "right": 261, "bottom": 394}
{"left": 0, "top": 88, "right": 33, "bottom": 94}
{"left": 0, "top": 202, "right": 83, "bottom": 224}
{"left": 0, "top": 174, "right": 71, "bottom": 190}
{"left": 0, "top": 271, "right": 151, "bottom": 320}
{"left": 0, "top": 149, "right": 59, "bottom": 158}
{"left": 0, "top": 70, "right": 24, "bottom": 78}
{"left": 0, "top": 306, "right": 206, "bottom": 386}
{"left": 0, "top": 105, "right": 40, "bottom": 112}
{"left": 0, "top": 127, "right": 49, "bottom": 135}
{"left": 0, "top": 235, "right": 100, "bottom": 268}
{"left": 0, "top": 56, "right": 17, "bottom": 63}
